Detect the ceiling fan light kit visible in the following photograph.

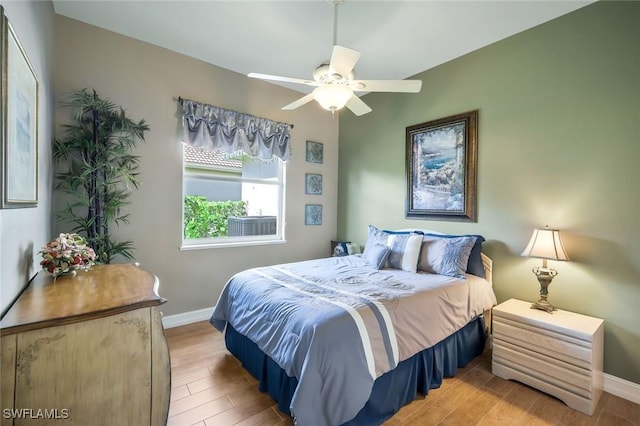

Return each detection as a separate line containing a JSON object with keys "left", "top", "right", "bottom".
{"left": 313, "top": 84, "right": 353, "bottom": 112}
{"left": 248, "top": 0, "right": 422, "bottom": 115}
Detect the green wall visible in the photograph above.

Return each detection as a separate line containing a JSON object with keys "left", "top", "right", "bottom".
{"left": 338, "top": 1, "right": 639, "bottom": 383}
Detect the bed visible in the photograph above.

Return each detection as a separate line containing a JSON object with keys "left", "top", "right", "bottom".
{"left": 210, "top": 228, "right": 497, "bottom": 426}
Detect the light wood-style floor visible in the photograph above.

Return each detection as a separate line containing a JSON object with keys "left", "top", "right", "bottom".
{"left": 166, "top": 321, "right": 640, "bottom": 426}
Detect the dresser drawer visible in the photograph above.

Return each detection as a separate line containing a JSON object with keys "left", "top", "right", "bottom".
{"left": 493, "top": 339, "right": 592, "bottom": 398}
{"left": 493, "top": 318, "right": 592, "bottom": 368}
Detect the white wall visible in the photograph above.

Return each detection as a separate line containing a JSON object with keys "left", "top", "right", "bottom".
{"left": 0, "top": 1, "right": 54, "bottom": 315}
{"left": 54, "top": 16, "right": 340, "bottom": 316}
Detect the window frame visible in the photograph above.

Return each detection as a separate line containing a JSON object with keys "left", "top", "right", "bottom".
{"left": 180, "top": 149, "right": 287, "bottom": 250}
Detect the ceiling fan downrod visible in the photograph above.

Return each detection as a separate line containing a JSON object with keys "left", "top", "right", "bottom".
{"left": 329, "top": 0, "right": 345, "bottom": 46}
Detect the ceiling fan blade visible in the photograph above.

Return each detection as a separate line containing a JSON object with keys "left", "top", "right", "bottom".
{"left": 345, "top": 94, "right": 372, "bottom": 116}
{"left": 329, "top": 45, "right": 361, "bottom": 80}
{"left": 351, "top": 79, "right": 422, "bottom": 93}
{"left": 248, "top": 72, "right": 318, "bottom": 87}
{"left": 282, "top": 93, "right": 315, "bottom": 111}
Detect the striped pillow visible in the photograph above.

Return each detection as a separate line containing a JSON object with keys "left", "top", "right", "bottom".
{"left": 386, "top": 233, "right": 423, "bottom": 272}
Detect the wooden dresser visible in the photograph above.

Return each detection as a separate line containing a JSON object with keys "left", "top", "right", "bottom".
{"left": 0, "top": 264, "right": 170, "bottom": 425}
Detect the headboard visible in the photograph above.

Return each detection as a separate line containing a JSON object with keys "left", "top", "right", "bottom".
{"left": 481, "top": 252, "right": 493, "bottom": 286}
{"left": 480, "top": 252, "right": 495, "bottom": 335}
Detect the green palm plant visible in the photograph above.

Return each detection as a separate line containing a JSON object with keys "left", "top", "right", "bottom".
{"left": 53, "top": 89, "right": 149, "bottom": 264}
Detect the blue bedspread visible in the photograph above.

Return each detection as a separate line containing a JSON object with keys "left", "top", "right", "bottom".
{"left": 210, "top": 255, "right": 495, "bottom": 426}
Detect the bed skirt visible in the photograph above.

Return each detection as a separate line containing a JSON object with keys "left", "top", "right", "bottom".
{"left": 224, "top": 315, "right": 486, "bottom": 425}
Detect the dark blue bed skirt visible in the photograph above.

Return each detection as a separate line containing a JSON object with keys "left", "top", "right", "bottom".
{"left": 225, "top": 316, "right": 486, "bottom": 425}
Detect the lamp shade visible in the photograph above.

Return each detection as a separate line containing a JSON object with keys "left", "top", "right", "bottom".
{"left": 312, "top": 85, "right": 352, "bottom": 111}
{"left": 521, "top": 227, "right": 569, "bottom": 261}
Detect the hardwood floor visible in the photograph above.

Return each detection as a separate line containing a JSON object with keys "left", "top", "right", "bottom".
{"left": 166, "top": 321, "right": 640, "bottom": 426}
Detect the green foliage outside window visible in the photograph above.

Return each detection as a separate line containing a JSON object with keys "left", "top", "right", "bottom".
{"left": 184, "top": 196, "right": 247, "bottom": 239}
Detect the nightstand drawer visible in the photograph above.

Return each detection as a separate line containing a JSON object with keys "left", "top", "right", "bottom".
{"left": 493, "top": 339, "right": 592, "bottom": 398}
{"left": 493, "top": 319, "right": 592, "bottom": 368}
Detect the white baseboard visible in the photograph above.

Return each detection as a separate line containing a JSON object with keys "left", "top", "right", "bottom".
{"left": 162, "top": 306, "right": 213, "bottom": 329}
{"left": 162, "top": 307, "right": 640, "bottom": 405}
{"left": 604, "top": 373, "right": 640, "bottom": 404}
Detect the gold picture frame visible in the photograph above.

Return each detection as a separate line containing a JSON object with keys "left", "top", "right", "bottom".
{"left": 1, "top": 6, "right": 39, "bottom": 208}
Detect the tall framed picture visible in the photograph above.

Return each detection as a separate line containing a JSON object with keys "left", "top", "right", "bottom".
{"left": 405, "top": 110, "right": 477, "bottom": 222}
{"left": 1, "top": 8, "right": 39, "bottom": 209}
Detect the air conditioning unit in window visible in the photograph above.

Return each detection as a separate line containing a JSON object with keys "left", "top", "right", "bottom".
{"left": 227, "top": 216, "right": 277, "bottom": 237}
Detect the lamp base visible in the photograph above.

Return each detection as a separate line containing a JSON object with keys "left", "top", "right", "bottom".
{"left": 531, "top": 299, "right": 557, "bottom": 313}
{"left": 531, "top": 266, "right": 559, "bottom": 314}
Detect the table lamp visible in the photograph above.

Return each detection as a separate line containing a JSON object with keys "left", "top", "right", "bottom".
{"left": 521, "top": 226, "right": 569, "bottom": 313}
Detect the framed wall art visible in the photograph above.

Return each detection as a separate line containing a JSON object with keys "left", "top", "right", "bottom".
{"left": 305, "top": 140, "right": 323, "bottom": 164}
{"left": 1, "top": 8, "right": 39, "bottom": 208}
{"left": 405, "top": 110, "right": 477, "bottom": 222}
{"left": 305, "top": 173, "right": 322, "bottom": 195}
{"left": 304, "top": 204, "right": 322, "bottom": 225}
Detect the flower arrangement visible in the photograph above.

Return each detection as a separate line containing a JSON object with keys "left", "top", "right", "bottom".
{"left": 39, "top": 233, "right": 96, "bottom": 278}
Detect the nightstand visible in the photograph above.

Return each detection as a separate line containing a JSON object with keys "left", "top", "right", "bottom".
{"left": 491, "top": 298, "right": 604, "bottom": 415}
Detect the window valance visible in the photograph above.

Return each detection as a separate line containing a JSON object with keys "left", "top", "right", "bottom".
{"left": 180, "top": 98, "right": 293, "bottom": 162}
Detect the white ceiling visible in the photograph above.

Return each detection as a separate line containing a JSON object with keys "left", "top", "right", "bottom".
{"left": 52, "top": 1, "right": 595, "bottom": 94}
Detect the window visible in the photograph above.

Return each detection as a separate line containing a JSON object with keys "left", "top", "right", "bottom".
{"left": 181, "top": 145, "right": 286, "bottom": 248}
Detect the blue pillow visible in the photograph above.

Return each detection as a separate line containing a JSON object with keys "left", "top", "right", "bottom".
{"left": 364, "top": 244, "right": 391, "bottom": 269}
{"left": 363, "top": 225, "right": 389, "bottom": 256}
{"left": 423, "top": 233, "right": 485, "bottom": 278}
{"left": 382, "top": 229, "right": 425, "bottom": 235}
{"left": 418, "top": 235, "right": 477, "bottom": 278}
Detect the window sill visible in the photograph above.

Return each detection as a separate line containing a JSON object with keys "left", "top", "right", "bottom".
{"left": 180, "top": 239, "right": 287, "bottom": 251}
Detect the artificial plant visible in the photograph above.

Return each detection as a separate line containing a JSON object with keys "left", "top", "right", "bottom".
{"left": 54, "top": 89, "right": 149, "bottom": 264}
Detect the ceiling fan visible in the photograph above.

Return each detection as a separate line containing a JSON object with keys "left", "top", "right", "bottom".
{"left": 248, "top": 0, "right": 422, "bottom": 116}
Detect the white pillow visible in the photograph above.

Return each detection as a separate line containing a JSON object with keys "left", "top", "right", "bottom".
{"left": 386, "top": 233, "right": 423, "bottom": 273}
{"left": 346, "top": 242, "right": 361, "bottom": 254}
